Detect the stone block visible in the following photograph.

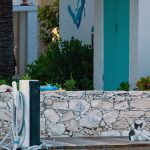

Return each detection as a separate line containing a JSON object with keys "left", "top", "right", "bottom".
{"left": 69, "top": 100, "right": 90, "bottom": 114}
{"left": 113, "top": 118, "right": 129, "bottom": 129}
{"left": 44, "top": 109, "right": 59, "bottom": 123}
{"left": 67, "top": 119, "right": 78, "bottom": 132}
{"left": 119, "top": 111, "right": 144, "bottom": 119}
{"left": 114, "top": 101, "right": 129, "bottom": 110}
{"left": 49, "top": 124, "right": 65, "bottom": 135}
{"left": 92, "top": 100, "right": 113, "bottom": 110}
{"left": 79, "top": 110, "right": 102, "bottom": 128}
{"left": 62, "top": 111, "right": 75, "bottom": 121}
{"left": 52, "top": 101, "right": 68, "bottom": 110}
{"left": 103, "top": 111, "right": 119, "bottom": 126}
{"left": 131, "top": 98, "right": 150, "bottom": 110}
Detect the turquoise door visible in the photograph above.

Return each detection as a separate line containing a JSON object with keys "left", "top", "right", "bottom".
{"left": 104, "top": 0, "right": 130, "bottom": 90}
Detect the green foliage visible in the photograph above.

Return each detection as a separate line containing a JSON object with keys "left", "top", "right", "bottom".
{"left": 21, "top": 74, "right": 31, "bottom": 80}
{"left": 78, "top": 77, "right": 93, "bottom": 90}
{"left": 0, "top": 76, "right": 11, "bottom": 85}
{"left": 118, "top": 82, "right": 130, "bottom": 91}
{"left": 26, "top": 38, "right": 93, "bottom": 90}
{"left": 0, "top": 79, "right": 7, "bottom": 85}
{"left": 38, "top": 0, "right": 59, "bottom": 46}
{"left": 136, "top": 77, "right": 150, "bottom": 90}
{"left": 64, "top": 75, "right": 76, "bottom": 90}
{"left": 54, "top": 82, "right": 62, "bottom": 89}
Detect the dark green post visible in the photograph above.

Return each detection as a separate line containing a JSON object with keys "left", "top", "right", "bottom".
{"left": 29, "top": 81, "right": 40, "bottom": 146}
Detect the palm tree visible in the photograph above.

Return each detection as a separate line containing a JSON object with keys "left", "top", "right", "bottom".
{"left": 0, "top": 0, "right": 15, "bottom": 80}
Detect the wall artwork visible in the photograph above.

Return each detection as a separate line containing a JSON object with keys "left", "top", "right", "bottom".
{"left": 67, "top": 0, "right": 86, "bottom": 29}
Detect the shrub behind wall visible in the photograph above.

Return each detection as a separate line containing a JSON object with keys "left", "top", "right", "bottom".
{"left": 26, "top": 38, "right": 93, "bottom": 90}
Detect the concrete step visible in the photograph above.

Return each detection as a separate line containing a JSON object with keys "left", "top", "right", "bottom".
{"left": 42, "top": 137, "right": 150, "bottom": 150}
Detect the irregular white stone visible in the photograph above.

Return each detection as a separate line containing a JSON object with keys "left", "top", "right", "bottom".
{"left": 46, "top": 99, "right": 53, "bottom": 106}
{"left": 144, "top": 112, "right": 150, "bottom": 118}
{"left": 0, "top": 102, "right": 7, "bottom": 108}
{"left": 114, "top": 91, "right": 128, "bottom": 94}
{"left": 89, "top": 91, "right": 104, "bottom": 95}
{"left": 52, "top": 101, "right": 68, "bottom": 110}
{"left": 62, "top": 111, "right": 75, "bottom": 121}
{"left": 49, "top": 124, "right": 65, "bottom": 135}
{"left": 105, "top": 92, "right": 115, "bottom": 97}
{"left": 131, "top": 98, "right": 150, "bottom": 110}
{"left": 115, "top": 96, "right": 126, "bottom": 102}
{"left": 100, "top": 120, "right": 106, "bottom": 127}
{"left": 44, "top": 109, "right": 59, "bottom": 123}
{"left": 96, "top": 127, "right": 103, "bottom": 132}
{"left": 92, "top": 101, "right": 113, "bottom": 110}
{"left": 113, "top": 118, "right": 129, "bottom": 129}
{"left": 40, "top": 94, "right": 45, "bottom": 102}
{"left": 103, "top": 111, "right": 119, "bottom": 125}
{"left": 119, "top": 111, "right": 144, "bottom": 119}
{"left": 75, "top": 116, "right": 81, "bottom": 121}
{"left": 66, "top": 91, "right": 85, "bottom": 98}
{"left": 146, "top": 122, "right": 150, "bottom": 129}
{"left": 101, "top": 130, "right": 121, "bottom": 136}
{"left": 79, "top": 110, "right": 102, "bottom": 128}
{"left": 83, "top": 128, "right": 94, "bottom": 135}
{"left": 67, "top": 120, "right": 78, "bottom": 132}
{"left": 45, "top": 92, "right": 62, "bottom": 98}
{"left": 40, "top": 107, "right": 45, "bottom": 112}
{"left": 0, "top": 93, "right": 12, "bottom": 99}
{"left": 0, "top": 122, "right": 3, "bottom": 128}
{"left": 114, "top": 101, "right": 128, "bottom": 110}
{"left": 0, "top": 109, "right": 11, "bottom": 121}
{"left": 129, "top": 91, "right": 143, "bottom": 96}
{"left": 40, "top": 118, "right": 46, "bottom": 133}
{"left": 69, "top": 100, "right": 90, "bottom": 114}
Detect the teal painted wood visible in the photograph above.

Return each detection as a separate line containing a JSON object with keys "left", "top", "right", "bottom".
{"left": 104, "top": 0, "right": 130, "bottom": 90}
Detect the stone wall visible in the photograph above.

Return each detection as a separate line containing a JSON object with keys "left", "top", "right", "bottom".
{"left": 1, "top": 91, "right": 150, "bottom": 137}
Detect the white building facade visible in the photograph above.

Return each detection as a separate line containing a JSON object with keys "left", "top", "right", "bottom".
{"left": 60, "top": 0, "right": 150, "bottom": 90}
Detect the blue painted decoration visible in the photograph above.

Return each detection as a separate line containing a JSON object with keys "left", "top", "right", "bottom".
{"left": 67, "top": 0, "right": 86, "bottom": 29}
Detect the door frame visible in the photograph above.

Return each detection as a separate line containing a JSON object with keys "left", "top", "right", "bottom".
{"left": 93, "top": 0, "right": 139, "bottom": 90}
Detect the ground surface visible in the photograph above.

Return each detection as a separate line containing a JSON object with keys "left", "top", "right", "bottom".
{"left": 42, "top": 136, "right": 150, "bottom": 150}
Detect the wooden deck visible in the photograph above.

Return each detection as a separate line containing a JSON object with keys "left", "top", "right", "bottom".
{"left": 42, "top": 137, "right": 150, "bottom": 150}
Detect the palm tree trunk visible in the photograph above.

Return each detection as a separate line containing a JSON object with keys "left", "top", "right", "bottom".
{"left": 0, "top": 0, "right": 15, "bottom": 80}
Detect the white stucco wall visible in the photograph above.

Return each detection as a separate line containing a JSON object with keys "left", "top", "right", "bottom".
{"left": 138, "top": 0, "right": 150, "bottom": 79}
{"left": 59, "top": 0, "right": 94, "bottom": 44}
{"left": 94, "top": 0, "right": 103, "bottom": 90}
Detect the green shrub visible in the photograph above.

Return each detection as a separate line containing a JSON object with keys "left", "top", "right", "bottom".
{"left": 64, "top": 75, "right": 76, "bottom": 90}
{"left": 0, "top": 79, "right": 7, "bottom": 85}
{"left": 21, "top": 74, "right": 31, "bottom": 80}
{"left": 0, "top": 76, "right": 10, "bottom": 85}
{"left": 117, "top": 82, "right": 130, "bottom": 91}
{"left": 26, "top": 38, "right": 93, "bottom": 90}
{"left": 136, "top": 77, "right": 150, "bottom": 90}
